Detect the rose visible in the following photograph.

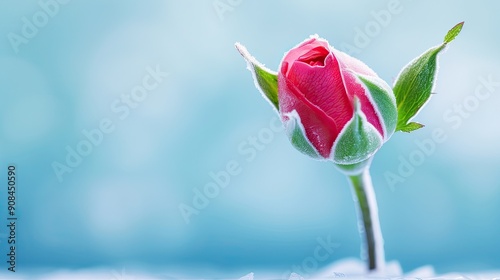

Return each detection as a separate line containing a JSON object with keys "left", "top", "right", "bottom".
{"left": 278, "top": 37, "right": 397, "bottom": 164}
{"left": 237, "top": 24, "right": 463, "bottom": 272}
{"left": 236, "top": 36, "right": 397, "bottom": 166}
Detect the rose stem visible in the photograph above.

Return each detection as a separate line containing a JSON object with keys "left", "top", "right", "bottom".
{"left": 348, "top": 168, "right": 385, "bottom": 272}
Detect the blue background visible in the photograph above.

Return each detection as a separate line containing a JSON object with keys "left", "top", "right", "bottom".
{"left": 0, "top": 0, "right": 499, "bottom": 277}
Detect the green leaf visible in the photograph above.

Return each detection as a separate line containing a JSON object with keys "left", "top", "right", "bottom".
{"left": 393, "top": 44, "right": 444, "bottom": 132}
{"left": 444, "top": 21, "right": 464, "bottom": 44}
{"left": 393, "top": 22, "right": 464, "bottom": 133}
{"left": 399, "top": 122, "right": 424, "bottom": 133}
{"left": 235, "top": 43, "right": 279, "bottom": 111}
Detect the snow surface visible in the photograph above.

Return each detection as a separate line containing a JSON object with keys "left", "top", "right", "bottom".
{"left": 1, "top": 259, "right": 499, "bottom": 279}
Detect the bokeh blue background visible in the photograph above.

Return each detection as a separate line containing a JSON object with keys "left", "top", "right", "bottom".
{"left": 0, "top": 0, "right": 499, "bottom": 277}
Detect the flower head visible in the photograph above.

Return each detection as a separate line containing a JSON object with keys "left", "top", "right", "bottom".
{"left": 236, "top": 36, "right": 397, "bottom": 165}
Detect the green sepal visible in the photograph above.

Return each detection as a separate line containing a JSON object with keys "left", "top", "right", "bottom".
{"left": 333, "top": 99, "right": 383, "bottom": 165}
{"left": 393, "top": 22, "right": 464, "bottom": 133}
{"left": 235, "top": 43, "right": 279, "bottom": 111}
{"left": 357, "top": 74, "right": 397, "bottom": 140}
{"left": 284, "top": 111, "right": 321, "bottom": 159}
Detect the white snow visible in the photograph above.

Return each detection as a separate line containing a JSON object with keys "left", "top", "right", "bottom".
{"left": 1, "top": 259, "right": 498, "bottom": 280}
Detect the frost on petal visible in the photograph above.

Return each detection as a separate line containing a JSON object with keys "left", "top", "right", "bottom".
{"left": 280, "top": 37, "right": 330, "bottom": 74}
{"left": 279, "top": 75, "right": 339, "bottom": 158}
{"left": 340, "top": 70, "right": 384, "bottom": 137}
{"left": 331, "top": 48, "right": 378, "bottom": 78}
{"left": 297, "top": 46, "right": 330, "bottom": 66}
{"left": 286, "top": 52, "right": 353, "bottom": 130}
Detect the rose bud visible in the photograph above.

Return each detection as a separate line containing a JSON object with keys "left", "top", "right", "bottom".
{"left": 236, "top": 36, "right": 397, "bottom": 166}
{"left": 236, "top": 24, "right": 463, "bottom": 272}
